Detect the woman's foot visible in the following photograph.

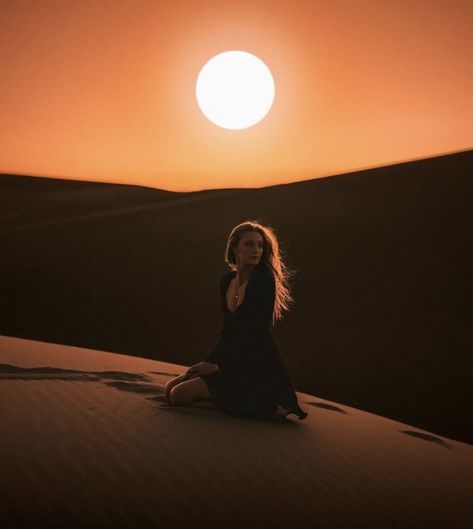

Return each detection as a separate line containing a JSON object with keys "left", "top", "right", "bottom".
{"left": 275, "top": 405, "right": 291, "bottom": 418}
{"left": 273, "top": 404, "right": 308, "bottom": 420}
{"left": 266, "top": 405, "right": 290, "bottom": 423}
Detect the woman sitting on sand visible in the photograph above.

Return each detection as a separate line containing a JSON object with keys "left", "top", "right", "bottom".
{"left": 164, "top": 220, "right": 308, "bottom": 421}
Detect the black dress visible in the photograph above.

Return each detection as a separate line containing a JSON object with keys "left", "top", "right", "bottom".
{"left": 200, "top": 266, "right": 308, "bottom": 420}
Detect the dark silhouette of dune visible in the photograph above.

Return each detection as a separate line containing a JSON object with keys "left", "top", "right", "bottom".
{"left": 1, "top": 149, "right": 472, "bottom": 443}
{"left": 0, "top": 173, "right": 236, "bottom": 234}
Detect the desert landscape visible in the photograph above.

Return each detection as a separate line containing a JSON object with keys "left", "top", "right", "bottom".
{"left": 2, "top": 3, "right": 472, "bottom": 526}
{"left": 1, "top": 150, "right": 472, "bottom": 446}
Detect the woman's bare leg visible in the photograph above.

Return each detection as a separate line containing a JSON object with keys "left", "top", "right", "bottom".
{"left": 164, "top": 373, "right": 192, "bottom": 403}
{"left": 168, "top": 377, "right": 214, "bottom": 406}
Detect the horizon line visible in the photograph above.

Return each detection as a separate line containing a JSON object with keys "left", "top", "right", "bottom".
{"left": 1, "top": 147, "right": 471, "bottom": 194}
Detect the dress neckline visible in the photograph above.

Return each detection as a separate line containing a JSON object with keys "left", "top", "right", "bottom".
{"left": 224, "top": 269, "right": 256, "bottom": 314}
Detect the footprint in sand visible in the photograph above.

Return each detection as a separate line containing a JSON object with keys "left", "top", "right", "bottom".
{"left": 0, "top": 363, "right": 163, "bottom": 394}
{"left": 400, "top": 430, "right": 451, "bottom": 448}
{"left": 306, "top": 401, "right": 348, "bottom": 414}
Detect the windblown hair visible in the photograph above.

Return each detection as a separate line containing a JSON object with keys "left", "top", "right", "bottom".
{"left": 224, "top": 220, "right": 296, "bottom": 324}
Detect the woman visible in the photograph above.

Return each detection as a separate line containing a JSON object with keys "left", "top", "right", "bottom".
{"left": 164, "top": 220, "right": 308, "bottom": 421}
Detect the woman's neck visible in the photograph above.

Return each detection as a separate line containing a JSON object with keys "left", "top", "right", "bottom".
{"left": 235, "top": 264, "right": 256, "bottom": 286}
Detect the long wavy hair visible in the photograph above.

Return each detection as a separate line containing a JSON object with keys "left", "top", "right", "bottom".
{"left": 224, "top": 220, "right": 296, "bottom": 324}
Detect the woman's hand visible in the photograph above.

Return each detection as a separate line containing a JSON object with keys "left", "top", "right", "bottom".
{"left": 184, "top": 362, "right": 219, "bottom": 378}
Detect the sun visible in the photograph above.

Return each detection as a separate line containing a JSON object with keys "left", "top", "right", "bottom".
{"left": 195, "top": 50, "right": 275, "bottom": 130}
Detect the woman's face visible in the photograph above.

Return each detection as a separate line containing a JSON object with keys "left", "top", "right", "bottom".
{"left": 234, "top": 231, "right": 264, "bottom": 267}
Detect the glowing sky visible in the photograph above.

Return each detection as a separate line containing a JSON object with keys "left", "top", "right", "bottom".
{"left": 1, "top": 1, "right": 472, "bottom": 191}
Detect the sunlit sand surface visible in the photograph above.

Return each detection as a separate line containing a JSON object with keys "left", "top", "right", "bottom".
{"left": 1, "top": 335, "right": 472, "bottom": 529}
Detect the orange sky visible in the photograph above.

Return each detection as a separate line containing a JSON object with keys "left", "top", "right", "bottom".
{"left": 1, "top": 1, "right": 472, "bottom": 192}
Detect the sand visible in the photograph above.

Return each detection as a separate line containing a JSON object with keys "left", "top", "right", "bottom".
{"left": 1, "top": 334, "right": 472, "bottom": 529}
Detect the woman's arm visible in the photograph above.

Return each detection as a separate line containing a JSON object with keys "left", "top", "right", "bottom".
{"left": 184, "top": 361, "right": 219, "bottom": 377}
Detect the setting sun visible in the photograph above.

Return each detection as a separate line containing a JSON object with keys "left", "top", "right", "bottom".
{"left": 195, "top": 50, "right": 275, "bottom": 130}
{"left": 0, "top": 1, "right": 471, "bottom": 191}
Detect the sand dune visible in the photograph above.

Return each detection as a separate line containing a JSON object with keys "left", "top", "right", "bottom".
{"left": 1, "top": 150, "right": 472, "bottom": 446}
{"left": 1, "top": 335, "right": 472, "bottom": 529}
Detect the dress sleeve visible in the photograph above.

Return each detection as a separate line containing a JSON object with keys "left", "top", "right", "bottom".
{"left": 204, "top": 337, "right": 223, "bottom": 363}
{"left": 246, "top": 269, "right": 276, "bottom": 328}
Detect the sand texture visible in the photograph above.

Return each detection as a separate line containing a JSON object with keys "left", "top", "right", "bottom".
{"left": 1, "top": 335, "right": 472, "bottom": 529}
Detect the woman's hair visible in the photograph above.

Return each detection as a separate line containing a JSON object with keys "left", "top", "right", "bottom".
{"left": 224, "top": 220, "right": 296, "bottom": 324}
